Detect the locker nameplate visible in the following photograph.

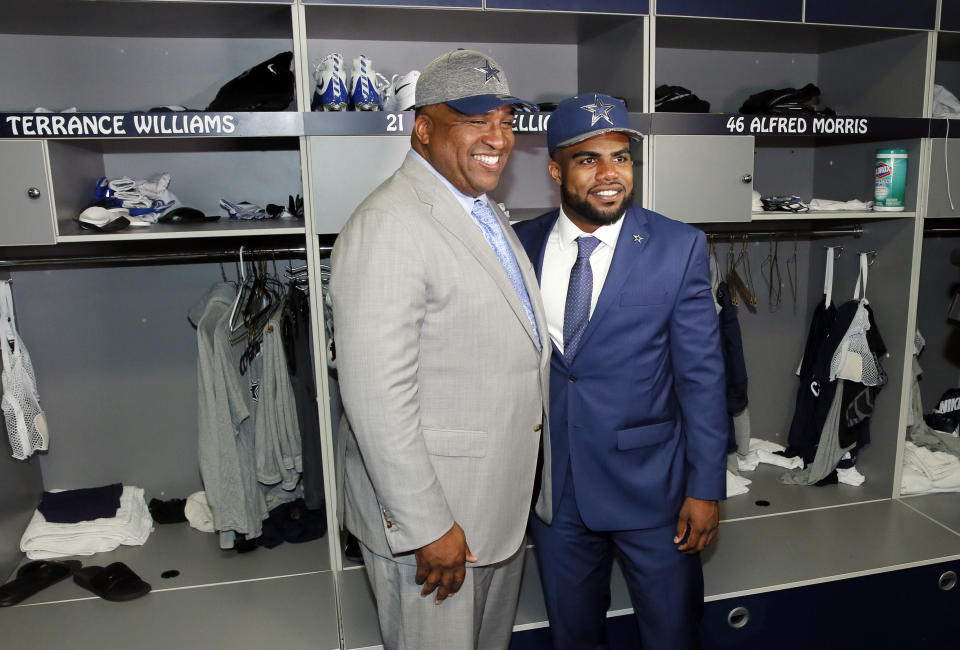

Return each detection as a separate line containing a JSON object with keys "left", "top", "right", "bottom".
{"left": 0, "top": 112, "right": 302, "bottom": 139}
{"left": 652, "top": 113, "right": 930, "bottom": 138}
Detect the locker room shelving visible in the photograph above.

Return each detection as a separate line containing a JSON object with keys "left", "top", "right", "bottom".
{"left": 3, "top": 2, "right": 960, "bottom": 650}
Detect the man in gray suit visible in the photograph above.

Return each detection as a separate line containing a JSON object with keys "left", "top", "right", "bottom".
{"left": 330, "top": 50, "right": 551, "bottom": 650}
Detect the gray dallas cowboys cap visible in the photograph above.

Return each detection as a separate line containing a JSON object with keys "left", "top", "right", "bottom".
{"left": 414, "top": 49, "right": 537, "bottom": 114}
{"left": 547, "top": 92, "right": 643, "bottom": 153}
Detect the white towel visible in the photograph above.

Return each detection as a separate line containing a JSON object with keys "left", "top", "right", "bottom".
{"left": 809, "top": 198, "right": 874, "bottom": 211}
{"left": 748, "top": 438, "right": 805, "bottom": 470}
{"left": 726, "top": 470, "right": 752, "bottom": 497}
{"left": 904, "top": 441, "right": 959, "bottom": 481}
{"left": 20, "top": 486, "right": 153, "bottom": 559}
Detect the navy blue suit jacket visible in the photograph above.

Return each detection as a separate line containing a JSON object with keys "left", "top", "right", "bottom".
{"left": 514, "top": 206, "right": 727, "bottom": 531}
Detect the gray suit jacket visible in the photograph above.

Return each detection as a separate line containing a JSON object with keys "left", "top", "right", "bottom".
{"left": 330, "top": 152, "right": 552, "bottom": 566}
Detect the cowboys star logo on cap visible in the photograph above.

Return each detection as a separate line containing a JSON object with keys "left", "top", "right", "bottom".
{"left": 581, "top": 94, "right": 615, "bottom": 127}
{"left": 474, "top": 60, "right": 501, "bottom": 84}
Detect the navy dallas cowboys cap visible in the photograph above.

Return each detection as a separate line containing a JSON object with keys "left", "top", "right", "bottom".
{"left": 414, "top": 49, "right": 537, "bottom": 115}
{"left": 547, "top": 92, "right": 643, "bottom": 154}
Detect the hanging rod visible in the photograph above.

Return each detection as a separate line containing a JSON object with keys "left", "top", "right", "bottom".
{"left": 703, "top": 225, "right": 862, "bottom": 239}
{"left": 0, "top": 245, "right": 319, "bottom": 269}
{"left": 923, "top": 227, "right": 960, "bottom": 235}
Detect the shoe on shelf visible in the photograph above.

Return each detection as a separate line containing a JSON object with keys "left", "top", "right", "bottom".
{"left": 382, "top": 70, "right": 420, "bottom": 112}
{"left": 349, "top": 54, "right": 389, "bottom": 111}
{"left": 312, "top": 53, "right": 349, "bottom": 112}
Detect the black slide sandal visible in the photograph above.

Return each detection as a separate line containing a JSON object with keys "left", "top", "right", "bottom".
{"left": 73, "top": 562, "right": 151, "bottom": 602}
{"left": 0, "top": 559, "right": 81, "bottom": 607}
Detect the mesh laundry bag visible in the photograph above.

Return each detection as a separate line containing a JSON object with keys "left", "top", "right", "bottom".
{"left": 1, "top": 281, "right": 48, "bottom": 459}
{"left": 830, "top": 254, "right": 886, "bottom": 387}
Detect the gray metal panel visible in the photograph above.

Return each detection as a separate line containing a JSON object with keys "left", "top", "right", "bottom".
{"left": 813, "top": 138, "right": 921, "bottom": 211}
{"left": 0, "top": 451, "right": 42, "bottom": 583}
{"left": 491, "top": 135, "right": 562, "bottom": 212}
{"left": 577, "top": 17, "right": 646, "bottom": 110}
{"left": 818, "top": 31, "right": 928, "bottom": 118}
{"left": 0, "top": 35, "right": 294, "bottom": 112}
{"left": 305, "top": 39, "right": 578, "bottom": 107}
{"left": 702, "top": 499, "right": 960, "bottom": 598}
{"left": 652, "top": 135, "right": 753, "bottom": 222}
{"left": 915, "top": 234, "right": 960, "bottom": 409}
{"left": 901, "top": 493, "right": 960, "bottom": 535}
{"left": 656, "top": 48, "right": 818, "bottom": 114}
{"left": 753, "top": 139, "right": 816, "bottom": 200}
{"left": 926, "top": 139, "right": 960, "bottom": 217}
{"left": 46, "top": 141, "right": 105, "bottom": 238}
{"left": 10, "top": 263, "right": 229, "bottom": 498}
{"left": 0, "top": 140, "right": 56, "bottom": 246}
{"left": 6, "top": 524, "right": 330, "bottom": 607}
{"left": 0, "top": 572, "right": 339, "bottom": 650}
{"left": 310, "top": 135, "right": 410, "bottom": 234}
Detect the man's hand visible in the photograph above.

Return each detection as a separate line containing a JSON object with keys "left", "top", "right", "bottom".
{"left": 674, "top": 497, "right": 719, "bottom": 554}
{"left": 414, "top": 522, "right": 477, "bottom": 604}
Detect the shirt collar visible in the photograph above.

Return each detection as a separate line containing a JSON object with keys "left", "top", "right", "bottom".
{"left": 556, "top": 206, "right": 625, "bottom": 251}
{"left": 410, "top": 149, "right": 487, "bottom": 216}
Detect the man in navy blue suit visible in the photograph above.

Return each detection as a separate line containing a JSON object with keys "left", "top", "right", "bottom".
{"left": 513, "top": 92, "right": 728, "bottom": 649}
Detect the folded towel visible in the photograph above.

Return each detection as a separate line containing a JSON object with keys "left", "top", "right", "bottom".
{"left": 21, "top": 486, "right": 153, "bottom": 560}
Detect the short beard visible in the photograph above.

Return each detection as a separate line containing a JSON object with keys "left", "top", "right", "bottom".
{"left": 561, "top": 184, "right": 634, "bottom": 227}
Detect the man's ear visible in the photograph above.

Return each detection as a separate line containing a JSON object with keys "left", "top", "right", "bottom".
{"left": 413, "top": 112, "right": 432, "bottom": 147}
{"left": 548, "top": 159, "right": 563, "bottom": 187}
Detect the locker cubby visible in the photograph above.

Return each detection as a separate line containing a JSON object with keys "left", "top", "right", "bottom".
{"left": 913, "top": 230, "right": 960, "bottom": 440}
{"left": 46, "top": 137, "right": 305, "bottom": 241}
{"left": 935, "top": 29, "right": 960, "bottom": 96}
{"left": 753, "top": 137, "right": 921, "bottom": 217}
{"left": 0, "top": 1, "right": 297, "bottom": 113}
{"left": 0, "top": 254, "right": 334, "bottom": 641}
{"left": 700, "top": 217, "right": 914, "bottom": 520}
{"left": 303, "top": 6, "right": 647, "bottom": 112}
{"left": 655, "top": 17, "right": 928, "bottom": 118}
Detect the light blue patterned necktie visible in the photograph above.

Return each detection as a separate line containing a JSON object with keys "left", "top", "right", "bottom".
{"left": 470, "top": 199, "right": 540, "bottom": 348}
{"left": 563, "top": 236, "right": 601, "bottom": 362}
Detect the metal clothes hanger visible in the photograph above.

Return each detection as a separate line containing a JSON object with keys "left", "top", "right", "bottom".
{"left": 761, "top": 238, "right": 783, "bottom": 312}
{"left": 786, "top": 237, "right": 799, "bottom": 312}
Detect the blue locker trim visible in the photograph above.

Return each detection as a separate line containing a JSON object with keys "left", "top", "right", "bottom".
{"left": 484, "top": 0, "right": 647, "bottom": 14}
{"left": 656, "top": 0, "right": 801, "bottom": 22}
{"left": 804, "top": 0, "right": 936, "bottom": 29}
{"left": 943, "top": 1, "right": 960, "bottom": 31}
{"left": 303, "top": 0, "right": 482, "bottom": 7}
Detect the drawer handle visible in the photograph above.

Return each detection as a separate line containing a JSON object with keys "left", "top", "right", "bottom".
{"left": 727, "top": 606, "right": 749, "bottom": 629}
{"left": 26, "top": 187, "right": 41, "bottom": 199}
{"left": 939, "top": 571, "right": 957, "bottom": 591}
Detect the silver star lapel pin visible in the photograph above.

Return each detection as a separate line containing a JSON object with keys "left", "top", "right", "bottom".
{"left": 633, "top": 234, "right": 644, "bottom": 243}
{"left": 474, "top": 60, "right": 501, "bottom": 84}
{"left": 581, "top": 93, "right": 615, "bottom": 127}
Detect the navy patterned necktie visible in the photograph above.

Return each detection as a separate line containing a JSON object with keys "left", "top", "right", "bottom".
{"left": 563, "top": 236, "right": 601, "bottom": 362}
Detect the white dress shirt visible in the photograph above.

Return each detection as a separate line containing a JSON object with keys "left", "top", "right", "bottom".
{"left": 541, "top": 208, "right": 624, "bottom": 354}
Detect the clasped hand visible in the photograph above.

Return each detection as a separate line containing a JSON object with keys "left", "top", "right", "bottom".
{"left": 414, "top": 522, "right": 477, "bottom": 604}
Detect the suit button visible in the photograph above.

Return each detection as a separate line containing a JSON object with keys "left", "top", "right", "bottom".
{"left": 569, "top": 376, "right": 577, "bottom": 382}
{"left": 533, "top": 424, "right": 542, "bottom": 432}
{"left": 385, "top": 520, "right": 393, "bottom": 528}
